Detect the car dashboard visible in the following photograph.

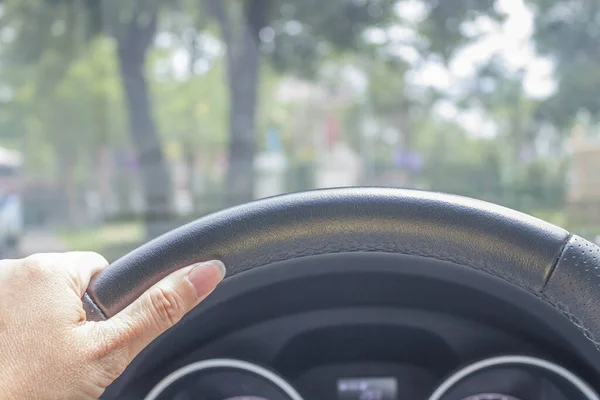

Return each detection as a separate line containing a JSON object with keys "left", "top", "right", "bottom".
{"left": 103, "top": 253, "right": 600, "bottom": 400}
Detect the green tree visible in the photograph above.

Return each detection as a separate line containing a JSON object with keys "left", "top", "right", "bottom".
{"left": 2, "top": 0, "right": 174, "bottom": 236}
{"left": 150, "top": 48, "right": 228, "bottom": 204}
{"left": 527, "top": 0, "right": 600, "bottom": 126}
{"left": 0, "top": 36, "right": 128, "bottom": 224}
{"left": 203, "top": 0, "right": 502, "bottom": 204}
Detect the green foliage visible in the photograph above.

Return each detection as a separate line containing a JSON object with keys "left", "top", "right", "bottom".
{"left": 150, "top": 47, "right": 228, "bottom": 152}
{"left": 267, "top": 0, "right": 503, "bottom": 77}
{"left": 369, "top": 60, "right": 412, "bottom": 116}
{"left": 0, "top": 36, "right": 128, "bottom": 179}
{"left": 267, "top": 0, "right": 395, "bottom": 76}
{"left": 419, "top": 0, "right": 503, "bottom": 59}
{"left": 527, "top": 0, "right": 600, "bottom": 126}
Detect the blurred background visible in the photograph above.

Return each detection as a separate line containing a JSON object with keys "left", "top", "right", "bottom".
{"left": 0, "top": 0, "right": 599, "bottom": 261}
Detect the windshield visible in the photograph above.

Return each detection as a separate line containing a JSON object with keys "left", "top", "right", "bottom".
{"left": 1, "top": 0, "right": 596, "bottom": 260}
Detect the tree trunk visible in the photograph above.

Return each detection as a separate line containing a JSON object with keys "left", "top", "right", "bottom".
{"left": 117, "top": 16, "right": 173, "bottom": 239}
{"left": 209, "top": 0, "right": 269, "bottom": 206}
{"left": 225, "top": 42, "right": 261, "bottom": 205}
{"left": 184, "top": 144, "right": 198, "bottom": 207}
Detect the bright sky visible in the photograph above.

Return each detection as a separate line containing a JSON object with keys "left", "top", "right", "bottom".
{"left": 404, "top": 0, "right": 555, "bottom": 99}
{"left": 394, "top": 0, "right": 557, "bottom": 138}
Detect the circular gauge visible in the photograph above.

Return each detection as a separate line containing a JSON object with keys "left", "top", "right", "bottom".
{"left": 144, "top": 358, "right": 304, "bottom": 400}
{"left": 429, "top": 355, "right": 600, "bottom": 400}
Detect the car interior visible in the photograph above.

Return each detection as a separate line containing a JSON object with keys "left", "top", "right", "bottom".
{"left": 91, "top": 187, "right": 600, "bottom": 400}
{"left": 5, "top": 0, "right": 600, "bottom": 398}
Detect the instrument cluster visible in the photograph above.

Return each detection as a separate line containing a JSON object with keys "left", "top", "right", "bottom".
{"left": 144, "top": 355, "right": 599, "bottom": 400}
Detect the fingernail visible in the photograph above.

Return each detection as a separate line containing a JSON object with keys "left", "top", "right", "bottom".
{"left": 186, "top": 260, "right": 226, "bottom": 297}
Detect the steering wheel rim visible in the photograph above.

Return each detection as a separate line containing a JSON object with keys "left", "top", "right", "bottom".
{"left": 83, "top": 187, "right": 600, "bottom": 351}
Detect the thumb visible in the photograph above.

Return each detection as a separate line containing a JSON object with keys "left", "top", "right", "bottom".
{"left": 99, "top": 260, "right": 225, "bottom": 360}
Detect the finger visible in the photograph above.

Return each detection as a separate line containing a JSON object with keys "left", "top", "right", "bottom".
{"left": 102, "top": 260, "right": 225, "bottom": 359}
{"left": 61, "top": 252, "right": 109, "bottom": 296}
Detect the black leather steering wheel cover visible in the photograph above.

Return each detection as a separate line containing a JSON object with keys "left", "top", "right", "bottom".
{"left": 85, "top": 188, "right": 571, "bottom": 321}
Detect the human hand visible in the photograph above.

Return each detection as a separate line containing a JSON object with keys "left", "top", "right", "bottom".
{"left": 0, "top": 252, "right": 225, "bottom": 399}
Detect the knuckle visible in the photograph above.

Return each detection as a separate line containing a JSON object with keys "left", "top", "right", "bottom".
{"left": 147, "top": 286, "right": 186, "bottom": 328}
{"left": 19, "top": 256, "right": 52, "bottom": 279}
{"left": 25, "top": 252, "right": 55, "bottom": 263}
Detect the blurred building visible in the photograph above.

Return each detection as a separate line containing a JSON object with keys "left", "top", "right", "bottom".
{"left": 566, "top": 125, "right": 600, "bottom": 225}
{"left": 268, "top": 75, "right": 363, "bottom": 196}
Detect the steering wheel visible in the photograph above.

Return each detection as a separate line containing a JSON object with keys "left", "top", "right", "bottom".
{"left": 82, "top": 187, "right": 600, "bottom": 353}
